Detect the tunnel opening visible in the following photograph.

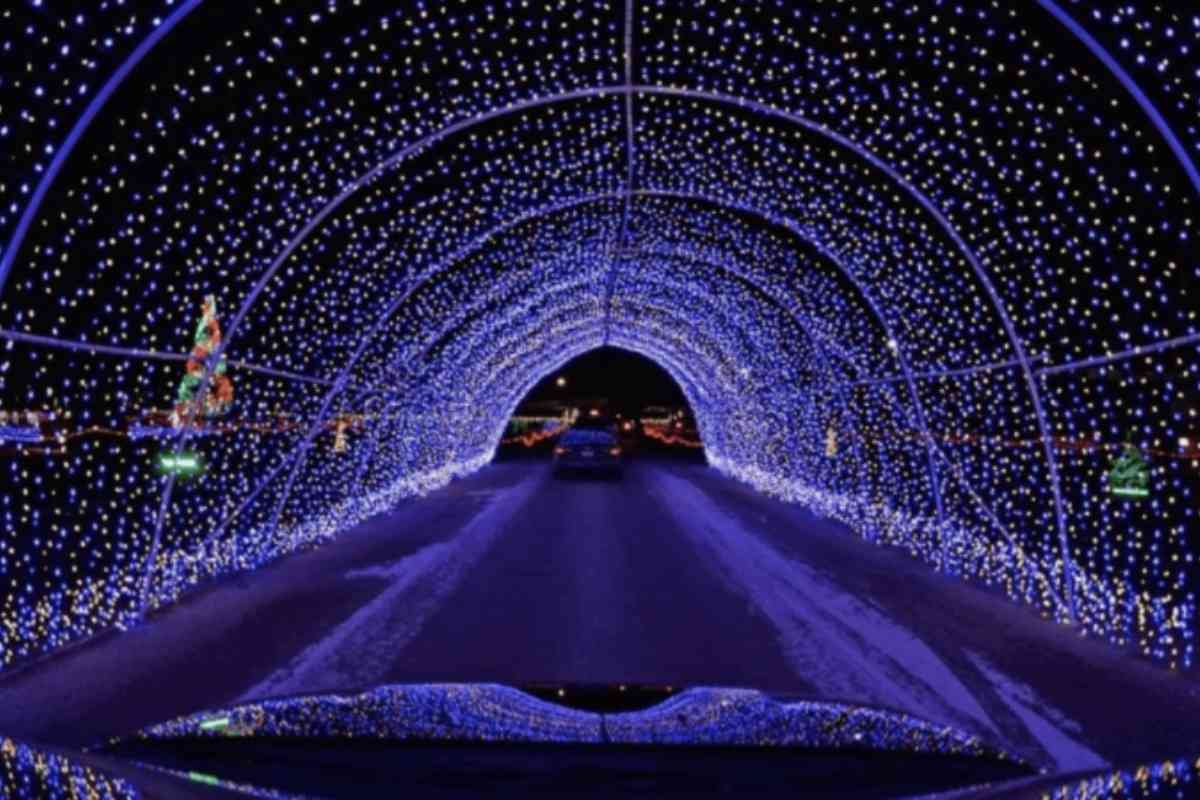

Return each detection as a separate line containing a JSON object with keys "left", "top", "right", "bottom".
{"left": 496, "top": 346, "right": 704, "bottom": 461}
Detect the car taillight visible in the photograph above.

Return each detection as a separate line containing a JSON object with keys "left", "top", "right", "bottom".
{"left": 609, "top": 447, "right": 621, "bottom": 456}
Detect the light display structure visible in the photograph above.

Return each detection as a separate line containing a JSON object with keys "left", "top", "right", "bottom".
{"left": 0, "top": 0, "right": 1197, "bottom": 671}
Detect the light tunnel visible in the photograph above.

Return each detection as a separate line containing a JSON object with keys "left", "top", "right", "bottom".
{"left": 0, "top": 0, "right": 1198, "bottom": 673}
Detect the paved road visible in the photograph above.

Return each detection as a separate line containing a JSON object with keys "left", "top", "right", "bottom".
{"left": 2, "top": 458, "right": 1199, "bottom": 770}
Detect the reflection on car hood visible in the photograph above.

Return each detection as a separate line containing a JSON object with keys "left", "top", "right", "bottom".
{"left": 120, "top": 684, "right": 1008, "bottom": 756}
{"left": 5, "top": 685, "right": 1195, "bottom": 798}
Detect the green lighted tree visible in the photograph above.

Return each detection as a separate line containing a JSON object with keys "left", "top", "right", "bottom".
{"left": 1108, "top": 435, "right": 1150, "bottom": 499}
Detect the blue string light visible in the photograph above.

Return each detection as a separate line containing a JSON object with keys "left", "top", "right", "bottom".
{"left": 0, "top": 0, "right": 1196, "bottom": 672}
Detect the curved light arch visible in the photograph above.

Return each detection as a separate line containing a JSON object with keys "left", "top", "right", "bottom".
{"left": 0, "top": 0, "right": 206, "bottom": 294}
{"left": 6, "top": 0, "right": 1194, "bottom": 304}
{"left": 138, "top": 191, "right": 620, "bottom": 611}
{"left": 351, "top": 214, "right": 891, "bottom": 424}
{"left": 181, "top": 185, "right": 951, "bottom": 582}
{"left": 335, "top": 236, "right": 883, "bottom": 510}
{"left": 453, "top": 299, "right": 732, "bottom": 432}
{"left": 438, "top": 272, "right": 770, "bottom": 398}
{"left": 488, "top": 327, "right": 713, "bottom": 463}
{"left": 131, "top": 77, "right": 1054, "bottom": 611}
{"left": 8, "top": 0, "right": 1197, "bottom": 666}
{"left": 6, "top": 9, "right": 1196, "bottom": 618}
{"left": 496, "top": 326, "right": 712, "bottom": 437}
{"left": 240, "top": 287, "right": 732, "bottom": 558}
{"left": 474, "top": 297, "right": 741, "bottom": 402}
{"left": 139, "top": 80, "right": 1018, "bottom": 463}
{"left": 1034, "top": 0, "right": 1200, "bottom": 198}
{"left": 492, "top": 321, "right": 716, "bottom": 448}
{"left": 198, "top": 182, "right": 961, "bottom": 602}
{"left": 205, "top": 243, "right": 857, "bottom": 558}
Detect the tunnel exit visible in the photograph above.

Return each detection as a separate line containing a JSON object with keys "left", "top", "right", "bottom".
{"left": 496, "top": 346, "right": 704, "bottom": 463}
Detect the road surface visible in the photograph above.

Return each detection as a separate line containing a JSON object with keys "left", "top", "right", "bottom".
{"left": 2, "top": 458, "right": 1198, "bottom": 771}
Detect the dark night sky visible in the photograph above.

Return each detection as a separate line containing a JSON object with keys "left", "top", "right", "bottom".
{"left": 518, "top": 347, "right": 688, "bottom": 415}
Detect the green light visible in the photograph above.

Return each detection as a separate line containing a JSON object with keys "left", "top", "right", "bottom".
{"left": 1107, "top": 436, "right": 1150, "bottom": 501}
{"left": 187, "top": 772, "right": 221, "bottom": 786}
{"left": 199, "top": 716, "right": 230, "bottom": 731}
{"left": 161, "top": 454, "right": 199, "bottom": 470}
{"left": 156, "top": 451, "right": 204, "bottom": 476}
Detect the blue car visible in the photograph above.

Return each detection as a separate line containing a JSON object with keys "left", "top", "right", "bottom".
{"left": 553, "top": 425, "right": 624, "bottom": 477}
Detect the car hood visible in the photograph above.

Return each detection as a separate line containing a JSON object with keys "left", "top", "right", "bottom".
{"left": 5, "top": 684, "right": 1191, "bottom": 798}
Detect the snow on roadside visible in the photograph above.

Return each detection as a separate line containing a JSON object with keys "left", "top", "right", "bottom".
{"left": 240, "top": 473, "right": 543, "bottom": 700}
{"left": 966, "top": 651, "right": 1106, "bottom": 771}
{"left": 647, "top": 468, "right": 1003, "bottom": 741}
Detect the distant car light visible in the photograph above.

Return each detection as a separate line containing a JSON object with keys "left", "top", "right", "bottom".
{"left": 609, "top": 447, "right": 621, "bottom": 456}
{"left": 554, "top": 447, "right": 568, "bottom": 456}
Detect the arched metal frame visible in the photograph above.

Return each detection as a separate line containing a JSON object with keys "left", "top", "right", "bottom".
{"left": 4, "top": 0, "right": 1198, "bottom": 627}
{"left": 337, "top": 253, "right": 873, "bottom": 531}
{"left": 198, "top": 270, "right": 725, "bottom": 559}
{"left": 144, "top": 161, "right": 1039, "bottom": 612}
{"left": 177, "top": 189, "right": 949, "bottom": 598}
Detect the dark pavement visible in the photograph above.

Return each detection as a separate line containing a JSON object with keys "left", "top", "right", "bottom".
{"left": 390, "top": 468, "right": 797, "bottom": 690}
{"left": 1, "top": 458, "right": 1199, "bottom": 771}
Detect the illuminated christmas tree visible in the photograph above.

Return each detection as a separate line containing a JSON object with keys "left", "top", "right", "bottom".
{"left": 1108, "top": 436, "right": 1150, "bottom": 500}
{"left": 171, "top": 294, "right": 234, "bottom": 428}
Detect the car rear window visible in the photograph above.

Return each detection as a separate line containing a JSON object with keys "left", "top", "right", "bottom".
{"left": 562, "top": 429, "right": 616, "bottom": 445}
